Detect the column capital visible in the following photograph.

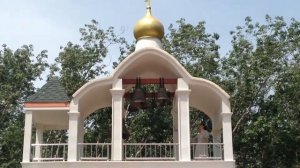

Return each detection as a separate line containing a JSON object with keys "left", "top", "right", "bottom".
{"left": 24, "top": 110, "right": 33, "bottom": 114}
{"left": 110, "top": 89, "right": 125, "bottom": 96}
{"left": 221, "top": 112, "right": 232, "bottom": 117}
{"left": 68, "top": 112, "right": 80, "bottom": 120}
{"left": 68, "top": 112, "right": 80, "bottom": 116}
{"left": 175, "top": 89, "right": 191, "bottom": 97}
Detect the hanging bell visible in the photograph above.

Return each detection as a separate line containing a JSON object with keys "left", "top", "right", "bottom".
{"left": 157, "top": 77, "right": 169, "bottom": 100}
{"left": 132, "top": 77, "right": 146, "bottom": 103}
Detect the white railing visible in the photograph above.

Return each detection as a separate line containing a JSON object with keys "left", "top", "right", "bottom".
{"left": 123, "top": 143, "right": 178, "bottom": 161}
{"left": 191, "top": 143, "right": 223, "bottom": 160}
{"left": 30, "top": 143, "right": 223, "bottom": 162}
{"left": 78, "top": 143, "right": 111, "bottom": 161}
{"left": 31, "top": 143, "right": 67, "bottom": 162}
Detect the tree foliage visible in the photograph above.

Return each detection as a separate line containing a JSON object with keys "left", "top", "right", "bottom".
{"left": 222, "top": 15, "right": 300, "bottom": 167}
{"left": 0, "top": 45, "right": 48, "bottom": 167}
{"left": 51, "top": 20, "right": 126, "bottom": 143}
{"left": 52, "top": 19, "right": 125, "bottom": 96}
{"left": 127, "top": 105, "right": 173, "bottom": 143}
{"left": 163, "top": 18, "right": 221, "bottom": 81}
{"left": 84, "top": 107, "right": 112, "bottom": 143}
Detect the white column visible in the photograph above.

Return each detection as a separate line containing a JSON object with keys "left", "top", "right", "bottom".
{"left": 221, "top": 101, "right": 234, "bottom": 161}
{"left": 68, "top": 112, "right": 80, "bottom": 161}
{"left": 171, "top": 107, "right": 179, "bottom": 160}
{"left": 212, "top": 129, "right": 222, "bottom": 158}
{"left": 78, "top": 116, "right": 85, "bottom": 159}
{"left": 78, "top": 117, "right": 84, "bottom": 143}
{"left": 176, "top": 78, "right": 191, "bottom": 161}
{"left": 22, "top": 111, "right": 33, "bottom": 162}
{"left": 110, "top": 79, "right": 125, "bottom": 161}
{"left": 34, "top": 127, "right": 43, "bottom": 161}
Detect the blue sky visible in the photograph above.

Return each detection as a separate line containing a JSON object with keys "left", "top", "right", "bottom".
{"left": 1, "top": 0, "right": 300, "bottom": 87}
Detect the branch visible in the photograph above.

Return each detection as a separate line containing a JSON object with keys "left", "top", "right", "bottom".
{"left": 232, "top": 107, "right": 250, "bottom": 133}
{"left": 232, "top": 76, "right": 271, "bottom": 134}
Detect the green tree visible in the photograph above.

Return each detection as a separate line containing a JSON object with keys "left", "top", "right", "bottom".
{"left": 53, "top": 20, "right": 125, "bottom": 96}
{"left": 51, "top": 20, "right": 126, "bottom": 143}
{"left": 84, "top": 107, "right": 112, "bottom": 143}
{"left": 222, "top": 15, "right": 300, "bottom": 167}
{"left": 163, "top": 18, "right": 221, "bottom": 81}
{"left": 0, "top": 44, "right": 48, "bottom": 167}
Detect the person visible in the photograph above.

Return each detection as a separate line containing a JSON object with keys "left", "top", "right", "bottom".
{"left": 194, "top": 123, "right": 210, "bottom": 158}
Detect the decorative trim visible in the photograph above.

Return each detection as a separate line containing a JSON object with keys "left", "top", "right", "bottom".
{"left": 110, "top": 89, "right": 125, "bottom": 96}
{"left": 175, "top": 90, "right": 191, "bottom": 96}
{"left": 24, "top": 102, "right": 70, "bottom": 108}
{"left": 68, "top": 112, "right": 80, "bottom": 119}
{"left": 123, "top": 78, "right": 177, "bottom": 85}
{"left": 221, "top": 113, "right": 232, "bottom": 117}
{"left": 24, "top": 107, "right": 69, "bottom": 111}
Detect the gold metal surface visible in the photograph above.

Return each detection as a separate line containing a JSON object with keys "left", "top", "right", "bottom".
{"left": 133, "top": 0, "right": 164, "bottom": 40}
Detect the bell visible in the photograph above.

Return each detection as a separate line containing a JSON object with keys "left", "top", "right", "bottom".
{"left": 132, "top": 88, "right": 146, "bottom": 103}
{"left": 157, "top": 77, "right": 169, "bottom": 100}
{"left": 132, "top": 77, "right": 146, "bottom": 103}
{"left": 157, "top": 87, "right": 168, "bottom": 100}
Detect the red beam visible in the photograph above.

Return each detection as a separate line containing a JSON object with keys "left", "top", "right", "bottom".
{"left": 124, "top": 92, "right": 175, "bottom": 98}
{"left": 122, "top": 78, "right": 177, "bottom": 85}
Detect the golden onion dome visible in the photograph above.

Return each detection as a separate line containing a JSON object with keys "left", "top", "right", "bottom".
{"left": 133, "top": 3, "right": 164, "bottom": 40}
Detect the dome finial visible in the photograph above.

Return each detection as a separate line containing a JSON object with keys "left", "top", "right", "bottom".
{"left": 145, "top": 0, "right": 151, "bottom": 12}
{"left": 133, "top": 0, "right": 164, "bottom": 41}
